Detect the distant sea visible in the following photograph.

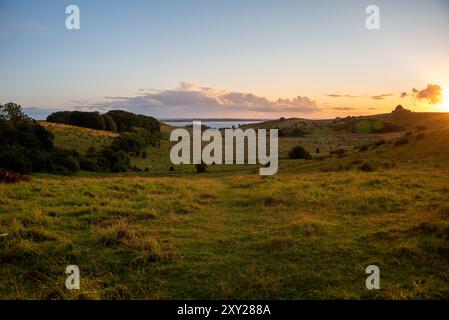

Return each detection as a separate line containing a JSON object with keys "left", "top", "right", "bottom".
{"left": 163, "top": 120, "right": 262, "bottom": 129}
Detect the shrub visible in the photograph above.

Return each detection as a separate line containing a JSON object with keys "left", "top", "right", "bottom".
{"left": 106, "top": 110, "right": 160, "bottom": 133}
{"left": 103, "top": 114, "right": 117, "bottom": 132}
{"left": 359, "top": 145, "right": 368, "bottom": 151}
{"left": 394, "top": 138, "right": 409, "bottom": 146}
{"left": 359, "top": 162, "right": 375, "bottom": 172}
{"left": 111, "top": 128, "right": 159, "bottom": 153}
{"left": 80, "top": 157, "right": 101, "bottom": 172}
{"left": 278, "top": 127, "right": 308, "bottom": 137}
{"left": 289, "top": 146, "right": 311, "bottom": 160}
{"left": 49, "top": 149, "right": 80, "bottom": 174}
{"left": 330, "top": 148, "right": 346, "bottom": 157}
{"left": 100, "top": 148, "right": 131, "bottom": 172}
{"left": 374, "top": 139, "right": 386, "bottom": 147}
{"left": 195, "top": 163, "right": 207, "bottom": 173}
{"left": 0, "top": 146, "right": 32, "bottom": 174}
{"left": 0, "top": 168, "right": 30, "bottom": 183}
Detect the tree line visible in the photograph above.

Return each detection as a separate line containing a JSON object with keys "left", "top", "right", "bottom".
{"left": 0, "top": 103, "right": 161, "bottom": 176}
{"left": 46, "top": 109, "right": 160, "bottom": 134}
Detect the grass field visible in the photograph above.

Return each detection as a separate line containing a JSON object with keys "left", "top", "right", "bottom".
{"left": 1, "top": 117, "right": 449, "bottom": 299}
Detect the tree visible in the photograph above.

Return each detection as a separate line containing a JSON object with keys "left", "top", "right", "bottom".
{"left": 0, "top": 102, "right": 31, "bottom": 123}
{"left": 103, "top": 114, "right": 117, "bottom": 132}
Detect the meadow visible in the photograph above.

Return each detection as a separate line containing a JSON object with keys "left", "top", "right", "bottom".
{"left": 0, "top": 116, "right": 449, "bottom": 299}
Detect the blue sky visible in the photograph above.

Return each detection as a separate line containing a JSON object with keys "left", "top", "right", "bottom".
{"left": 1, "top": 0, "right": 449, "bottom": 119}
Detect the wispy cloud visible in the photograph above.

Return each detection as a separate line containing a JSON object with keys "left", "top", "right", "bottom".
{"left": 326, "top": 93, "right": 394, "bottom": 100}
{"left": 370, "top": 94, "right": 393, "bottom": 100}
{"left": 325, "top": 94, "right": 360, "bottom": 98}
{"left": 329, "top": 106, "right": 355, "bottom": 111}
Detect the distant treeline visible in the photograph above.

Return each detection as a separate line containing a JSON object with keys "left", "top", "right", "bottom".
{"left": 1, "top": 103, "right": 161, "bottom": 176}
{"left": 46, "top": 110, "right": 160, "bottom": 133}
{"left": 332, "top": 117, "right": 403, "bottom": 134}
{"left": 278, "top": 127, "right": 308, "bottom": 137}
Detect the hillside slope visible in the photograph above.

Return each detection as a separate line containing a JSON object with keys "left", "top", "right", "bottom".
{"left": 39, "top": 121, "right": 118, "bottom": 153}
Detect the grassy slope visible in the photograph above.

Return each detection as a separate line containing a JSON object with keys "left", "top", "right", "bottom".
{"left": 40, "top": 121, "right": 118, "bottom": 154}
{"left": 0, "top": 115, "right": 448, "bottom": 299}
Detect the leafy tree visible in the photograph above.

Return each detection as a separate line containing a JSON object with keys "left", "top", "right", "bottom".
{"left": 103, "top": 114, "right": 117, "bottom": 132}
{"left": 106, "top": 110, "right": 160, "bottom": 133}
{"left": 47, "top": 111, "right": 106, "bottom": 130}
{"left": 0, "top": 102, "right": 31, "bottom": 123}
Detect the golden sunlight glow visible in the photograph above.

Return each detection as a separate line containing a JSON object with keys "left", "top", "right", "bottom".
{"left": 441, "top": 88, "right": 449, "bottom": 112}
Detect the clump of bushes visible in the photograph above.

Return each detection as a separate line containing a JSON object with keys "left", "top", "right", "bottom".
{"left": 80, "top": 147, "right": 131, "bottom": 173}
{"left": 47, "top": 111, "right": 114, "bottom": 131}
{"left": 46, "top": 109, "right": 160, "bottom": 134}
{"left": 1, "top": 103, "right": 145, "bottom": 176}
{"left": 111, "top": 127, "right": 160, "bottom": 153}
{"left": 278, "top": 127, "right": 308, "bottom": 137}
{"left": 288, "top": 146, "right": 311, "bottom": 160}
{"left": 0, "top": 168, "right": 30, "bottom": 183}
{"left": 358, "top": 162, "right": 375, "bottom": 172}
{"left": 330, "top": 148, "right": 347, "bottom": 157}
{"left": 195, "top": 163, "right": 208, "bottom": 173}
{"left": 0, "top": 102, "right": 80, "bottom": 175}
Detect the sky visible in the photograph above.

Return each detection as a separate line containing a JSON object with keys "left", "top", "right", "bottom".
{"left": 1, "top": 0, "right": 449, "bottom": 119}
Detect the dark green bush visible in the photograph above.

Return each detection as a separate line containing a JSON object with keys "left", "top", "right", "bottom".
{"left": 359, "top": 162, "right": 375, "bottom": 172}
{"left": 0, "top": 146, "right": 32, "bottom": 174}
{"left": 195, "top": 163, "right": 208, "bottom": 173}
{"left": 289, "top": 146, "right": 311, "bottom": 160}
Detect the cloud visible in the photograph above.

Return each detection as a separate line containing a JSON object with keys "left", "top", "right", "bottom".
{"left": 402, "top": 84, "right": 443, "bottom": 104}
{"left": 90, "top": 82, "right": 319, "bottom": 117}
{"left": 325, "top": 94, "right": 360, "bottom": 98}
{"left": 329, "top": 107, "right": 355, "bottom": 111}
{"left": 326, "top": 93, "right": 395, "bottom": 100}
{"left": 370, "top": 94, "right": 393, "bottom": 100}
{"left": 414, "top": 84, "right": 442, "bottom": 104}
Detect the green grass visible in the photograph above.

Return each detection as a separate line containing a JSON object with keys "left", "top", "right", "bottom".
{"left": 40, "top": 121, "right": 117, "bottom": 154}
{"left": 1, "top": 120, "right": 449, "bottom": 299}
{"left": 0, "top": 168, "right": 448, "bottom": 299}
